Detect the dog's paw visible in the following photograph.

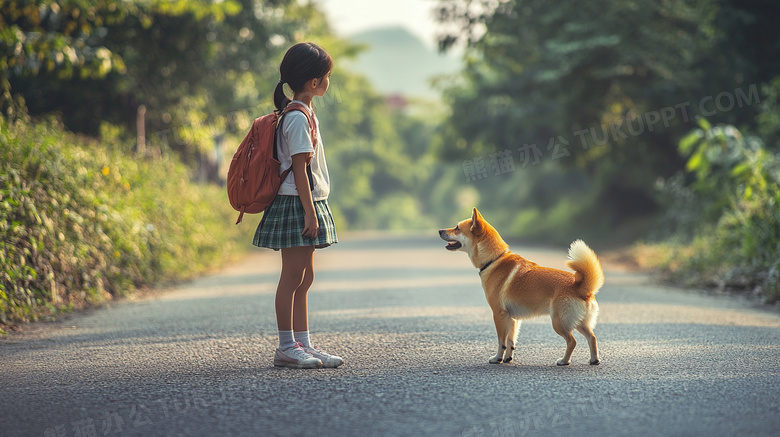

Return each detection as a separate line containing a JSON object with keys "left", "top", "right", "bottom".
{"left": 489, "top": 355, "right": 503, "bottom": 364}
{"left": 556, "top": 358, "right": 570, "bottom": 366}
{"left": 503, "top": 356, "right": 513, "bottom": 363}
{"left": 590, "top": 358, "right": 601, "bottom": 365}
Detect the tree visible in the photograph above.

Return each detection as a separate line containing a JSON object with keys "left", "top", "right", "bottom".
{"left": 1, "top": 1, "right": 323, "bottom": 162}
{"left": 434, "top": 0, "right": 780, "bottom": 234}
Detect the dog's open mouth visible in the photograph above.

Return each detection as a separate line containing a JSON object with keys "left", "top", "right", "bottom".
{"left": 445, "top": 241, "right": 462, "bottom": 251}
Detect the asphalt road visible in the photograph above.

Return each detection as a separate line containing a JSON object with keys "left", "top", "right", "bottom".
{"left": 2, "top": 233, "right": 779, "bottom": 437}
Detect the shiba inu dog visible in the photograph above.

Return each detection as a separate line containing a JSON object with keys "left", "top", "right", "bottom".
{"left": 439, "top": 208, "right": 604, "bottom": 366}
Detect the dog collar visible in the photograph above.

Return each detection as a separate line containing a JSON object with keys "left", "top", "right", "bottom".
{"left": 479, "top": 251, "right": 508, "bottom": 274}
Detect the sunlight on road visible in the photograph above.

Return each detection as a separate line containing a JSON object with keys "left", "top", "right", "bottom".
{"left": 599, "top": 303, "right": 780, "bottom": 327}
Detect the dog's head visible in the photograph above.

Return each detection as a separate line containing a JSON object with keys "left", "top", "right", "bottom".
{"left": 438, "top": 208, "right": 493, "bottom": 255}
{"left": 439, "top": 208, "right": 509, "bottom": 269}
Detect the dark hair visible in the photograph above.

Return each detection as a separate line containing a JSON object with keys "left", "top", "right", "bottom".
{"left": 273, "top": 42, "right": 333, "bottom": 113}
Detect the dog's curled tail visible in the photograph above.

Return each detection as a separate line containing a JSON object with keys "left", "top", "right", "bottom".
{"left": 566, "top": 239, "right": 605, "bottom": 297}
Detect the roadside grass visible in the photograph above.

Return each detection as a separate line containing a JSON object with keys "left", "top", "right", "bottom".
{"left": 1, "top": 116, "right": 246, "bottom": 330}
{"left": 624, "top": 120, "right": 780, "bottom": 305}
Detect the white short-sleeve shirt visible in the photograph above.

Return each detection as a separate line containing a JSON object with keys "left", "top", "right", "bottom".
{"left": 276, "top": 101, "right": 331, "bottom": 201}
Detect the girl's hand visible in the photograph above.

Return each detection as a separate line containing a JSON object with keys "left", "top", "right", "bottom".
{"left": 303, "top": 212, "right": 319, "bottom": 239}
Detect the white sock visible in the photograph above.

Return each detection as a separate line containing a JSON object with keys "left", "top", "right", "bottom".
{"left": 278, "top": 330, "right": 295, "bottom": 350}
{"left": 294, "top": 331, "right": 311, "bottom": 348}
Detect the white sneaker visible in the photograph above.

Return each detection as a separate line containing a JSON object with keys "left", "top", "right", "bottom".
{"left": 304, "top": 345, "right": 344, "bottom": 368}
{"left": 274, "top": 342, "right": 322, "bottom": 369}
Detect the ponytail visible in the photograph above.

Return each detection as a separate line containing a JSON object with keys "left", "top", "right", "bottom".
{"left": 273, "top": 42, "right": 333, "bottom": 114}
{"left": 273, "top": 80, "right": 291, "bottom": 114}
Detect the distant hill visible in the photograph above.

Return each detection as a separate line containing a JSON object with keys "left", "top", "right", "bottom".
{"left": 345, "top": 26, "right": 462, "bottom": 100}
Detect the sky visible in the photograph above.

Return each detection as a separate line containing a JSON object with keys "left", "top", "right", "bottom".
{"left": 317, "top": 0, "right": 443, "bottom": 48}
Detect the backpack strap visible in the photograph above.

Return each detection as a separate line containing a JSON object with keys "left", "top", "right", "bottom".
{"left": 283, "top": 102, "right": 318, "bottom": 151}
{"left": 276, "top": 103, "right": 318, "bottom": 191}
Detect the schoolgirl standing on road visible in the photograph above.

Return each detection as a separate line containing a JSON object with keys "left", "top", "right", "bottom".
{"left": 253, "top": 42, "right": 342, "bottom": 369}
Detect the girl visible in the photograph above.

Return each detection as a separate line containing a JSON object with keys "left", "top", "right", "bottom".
{"left": 253, "top": 42, "right": 342, "bottom": 369}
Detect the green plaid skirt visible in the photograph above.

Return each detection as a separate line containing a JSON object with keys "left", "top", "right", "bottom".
{"left": 253, "top": 195, "right": 338, "bottom": 250}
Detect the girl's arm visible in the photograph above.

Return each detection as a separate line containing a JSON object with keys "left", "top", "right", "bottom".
{"left": 291, "top": 152, "right": 318, "bottom": 239}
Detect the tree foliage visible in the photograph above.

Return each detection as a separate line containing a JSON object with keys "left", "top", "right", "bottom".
{"left": 1, "top": 0, "right": 321, "bottom": 161}
{"left": 435, "top": 0, "right": 780, "bottom": 234}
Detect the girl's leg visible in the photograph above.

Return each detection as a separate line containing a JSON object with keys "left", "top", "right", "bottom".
{"left": 273, "top": 246, "right": 321, "bottom": 368}
{"left": 274, "top": 247, "right": 323, "bottom": 369}
{"left": 292, "top": 247, "right": 315, "bottom": 333}
{"left": 278, "top": 246, "right": 343, "bottom": 368}
{"left": 274, "top": 245, "right": 341, "bottom": 368}
{"left": 275, "top": 246, "right": 315, "bottom": 331}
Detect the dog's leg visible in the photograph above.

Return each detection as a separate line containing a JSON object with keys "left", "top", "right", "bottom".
{"left": 577, "top": 300, "right": 600, "bottom": 365}
{"left": 503, "top": 319, "right": 521, "bottom": 363}
{"left": 576, "top": 325, "right": 600, "bottom": 365}
{"left": 489, "top": 310, "right": 510, "bottom": 364}
{"left": 552, "top": 313, "right": 576, "bottom": 366}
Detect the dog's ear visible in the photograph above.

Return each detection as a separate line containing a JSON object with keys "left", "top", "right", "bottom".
{"left": 471, "top": 208, "right": 484, "bottom": 234}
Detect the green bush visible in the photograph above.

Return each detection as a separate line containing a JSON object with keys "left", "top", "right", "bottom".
{"left": 0, "top": 117, "right": 245, "bottom": 325}
{"left": 639, "top": 119, "right": 780, "bottom": 302}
